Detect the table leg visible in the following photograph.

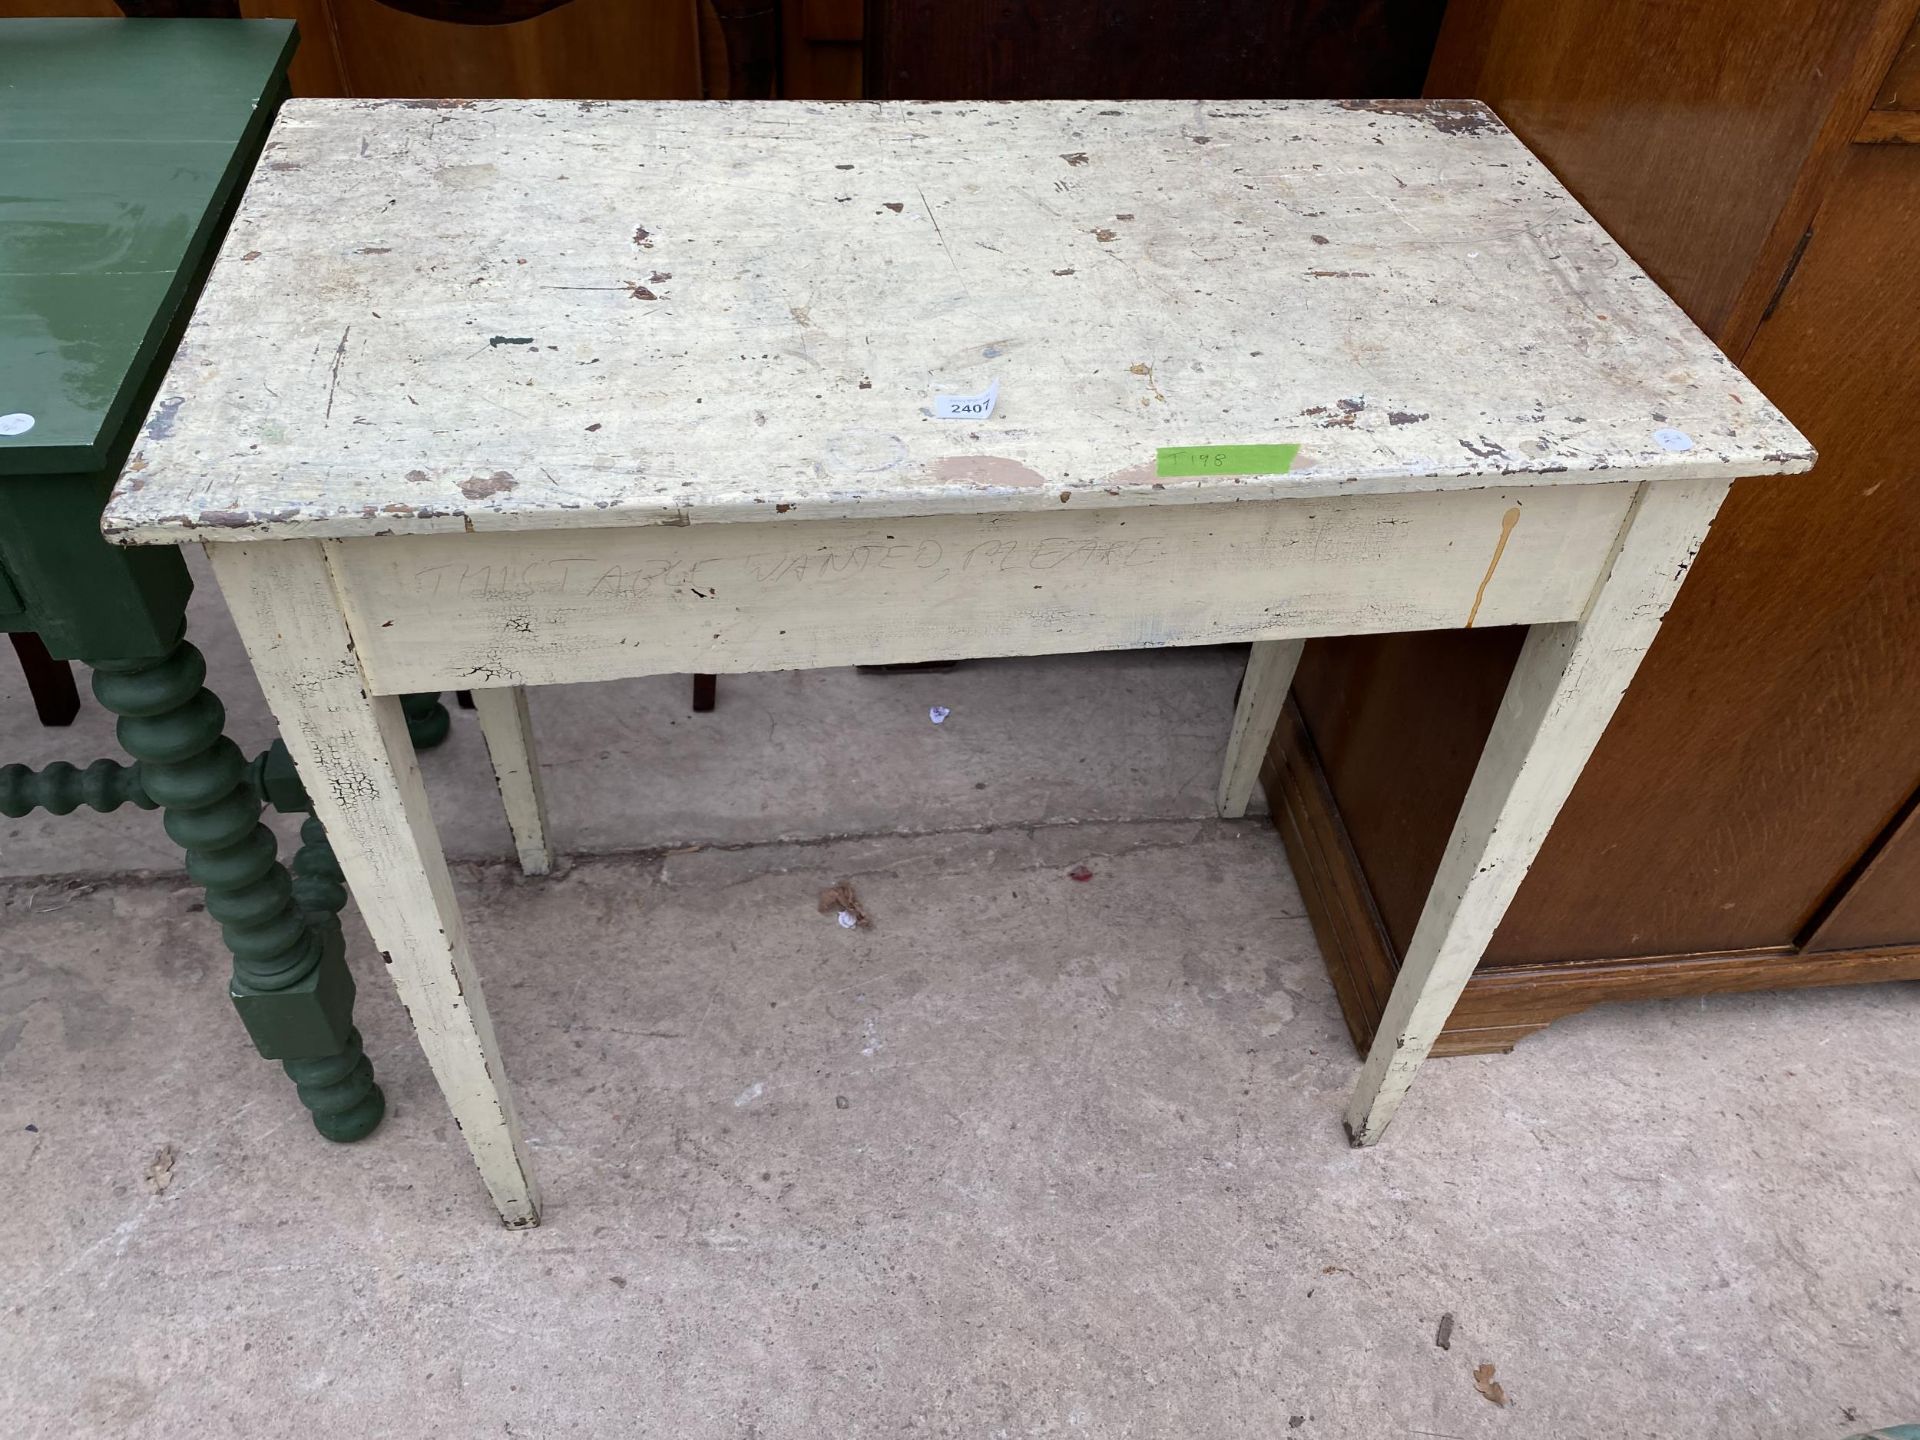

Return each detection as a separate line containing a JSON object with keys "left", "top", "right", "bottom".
{"left": 400, "top": 691, "right": 452, "bottom": 749}
{"left": 1217, "top": 638, "right": 1305, "bottom": 818}
{"left": 1344, "top": 479, "right": 1731, "bottom": 1144}
{"left": 86, "top": 626, "right": 384, "bottom": 1142}
{"left": 11, "top": 631, "right": 81, "bottom": 727}
{"left": 210, "top": 540, "right": 540, "bottom": 1226}
{"left": 470, "top": 686, "right": 554, "bottom": 877}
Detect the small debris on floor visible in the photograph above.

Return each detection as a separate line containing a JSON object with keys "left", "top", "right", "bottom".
{"left": 1472, "top": 1362, "right": 1508, "bottom": 1408}
{"left": 928, "top": 705, "right": 950, "bottom": 724}
{"left": 144, "top": 1145, "right": 175, "bottom": 1195}
{"left": 818, "top": 881, "right": 871, "bottom": 929}
{"left": 1067, "top": 865, "right": 1095, "bottom": 882}
{"left": 1436, "top": 1312, "right": 1454, "bottom": 1350}
{"left": 1287, "top": 1417, "right": 1305, "bottom": 1430}
{"left": 27, "top": 880, "right": 95, "bottom": 914}
{"left": 835, "top": 1095, "right": 850, "bottom": 1109}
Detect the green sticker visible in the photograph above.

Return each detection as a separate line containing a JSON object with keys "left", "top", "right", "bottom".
{"left": 1156, "top": 443, "right": 1299, "bottom": 478}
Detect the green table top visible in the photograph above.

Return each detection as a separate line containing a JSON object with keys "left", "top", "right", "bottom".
{"left": 0, "top": 19, "right": 296, "bottom": 477}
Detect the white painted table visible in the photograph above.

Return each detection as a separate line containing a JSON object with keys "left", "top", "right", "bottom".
{"left": 106, "top": 97, "right": 1813, "bottom": 1227}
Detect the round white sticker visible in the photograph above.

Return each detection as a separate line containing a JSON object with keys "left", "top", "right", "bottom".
{"left": 1653, "top": 427, "right": 1694, "bottom": 452}
{"left": 0, "top": 413, "right": 35, "bottom": 437}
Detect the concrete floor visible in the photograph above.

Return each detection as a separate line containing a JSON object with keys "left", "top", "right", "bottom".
{"left": 3, "top": 563, "right": 1919, "bottom": 1438}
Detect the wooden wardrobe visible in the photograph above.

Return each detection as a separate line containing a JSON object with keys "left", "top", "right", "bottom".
{"left": 1269, "top": 0, "right": 1920, "bottom": 1054}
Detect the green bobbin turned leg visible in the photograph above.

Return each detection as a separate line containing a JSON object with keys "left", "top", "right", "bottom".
{"left": 401, "top": 691, "right": 451, "bottom": 749}
{"left": 279, "top": 808, "right": 378, "bottom": 1142}
{"left": 87, "top": 628, "right": 385, "bottom": 1142}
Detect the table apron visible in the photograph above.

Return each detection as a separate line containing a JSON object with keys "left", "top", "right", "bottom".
{"left": 322, "top": 483, "right": 1640, "bottom": 694}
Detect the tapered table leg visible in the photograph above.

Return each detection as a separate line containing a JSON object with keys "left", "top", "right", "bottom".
{"left": 11, "top": 631, "right": 81, "bottom": 727}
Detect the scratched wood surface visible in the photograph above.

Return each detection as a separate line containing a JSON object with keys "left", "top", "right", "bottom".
{"left": 105, "top": 98, "right": 1811, "bottom": 545}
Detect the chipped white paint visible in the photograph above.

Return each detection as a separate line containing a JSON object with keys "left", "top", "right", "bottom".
{"left": 95, "top": 100, "right": 1817, "bottom": 1219}
{"left": 322, "top": 484, "right": 1637, "bottom": 694}
{"left": 1217, "top": 638, "right": 1305, "bottom": 818}
{"left": 470, "top": 686, "right": 553, "bottom": 876}
{"left": 1344, "top": 478, "right": 1734, "bottom": 1144}
{"left": 733, "top": 1081, "right": 766, "bottom": 1107}
{"left": 206, "top": 539, "right": 542, "bottom": 1226}
{"left": 105, "top": 99, "right": 1809, "bottom": 547}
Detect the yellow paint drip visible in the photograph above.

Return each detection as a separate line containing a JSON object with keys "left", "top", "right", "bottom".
{"left": 1465, "top": 504, "right": 1522, "bottom": 628}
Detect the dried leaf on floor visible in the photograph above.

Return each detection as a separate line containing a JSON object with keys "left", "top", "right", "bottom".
{"left": 1472, "top": 1362, "right": 1507, "bottom": 1408}
{"left": 144, "top": 1145, "right": 175, "bottom": 1195}
{"left": 818, "top": 882, "right": 871, "bottom": 929}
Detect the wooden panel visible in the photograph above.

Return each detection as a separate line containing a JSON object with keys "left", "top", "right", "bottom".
{"left": 0, "top": 2, "right": 121, "bottom": 16}
{"left": 327, "top": 485, "right": 1638, "bottom": 693}
{"left": 1300, "top": 141, "right": 1920, "bottom": 968}
{"left": 1261, "top": 713, "right": 1920, "bottom": 1055}
{"left": 1438, "top": 944, "right": 1920, "bottom": 1052}
{"left": 869, "top": 0, "right": 1447, "bottom": 102}
{"left": 0, "top": 0, "right": 797, "bottom": 97}
{"left": 799, "top": 0, "right": 857, "bottom": 41}
{"left": 1426, "top": 0, "right": 1919, "bottom": 350}
{"left": 1486, "top": 142, "right": 1920, "bottom": 960}
{"left": 780, "top": 0, "right": 860, "bottom": 98}
{"left": 322, "top": 0, "right": 700, "bottom": 98}
{"left": 1293, "top": 627, "right": 1522, "bottom": 958}
{"left": 1877, "top": 9, "right": 1920, "bottom": 110}
{"left": 1856, "top": 110, "right": 1920, "bottom": 144}
{"left": 0, "top": 3, "right": 345, "bottom": 93}
{"left": 1805, "top": 790, "right": 1920, "bottom": 952}
{"left": 240, "top": 0, "right": 349, "bottom": 95}
{"left": 113, "top": 1, "right": 238, "bottom": 15}
{"left": 699, "top": 0, "right": 779, "bottom": 98}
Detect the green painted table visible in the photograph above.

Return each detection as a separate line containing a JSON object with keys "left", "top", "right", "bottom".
{"left": 0, "top": 19, "right": 390, "bottom": 1140}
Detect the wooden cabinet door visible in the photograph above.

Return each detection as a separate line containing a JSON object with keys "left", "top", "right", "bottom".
{"left": 1760, "top": 140, "right": 1920, "bottom": 955}
{"left": 1509, "top": 138, "right": 1920, "bottom": 961}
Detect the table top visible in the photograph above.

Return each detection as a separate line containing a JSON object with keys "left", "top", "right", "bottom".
{"left": 0, "top": 19, "right": 296, "bottom": 479}
{"left": 106, "top": 97, "right": 1813, "bottom": 545}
